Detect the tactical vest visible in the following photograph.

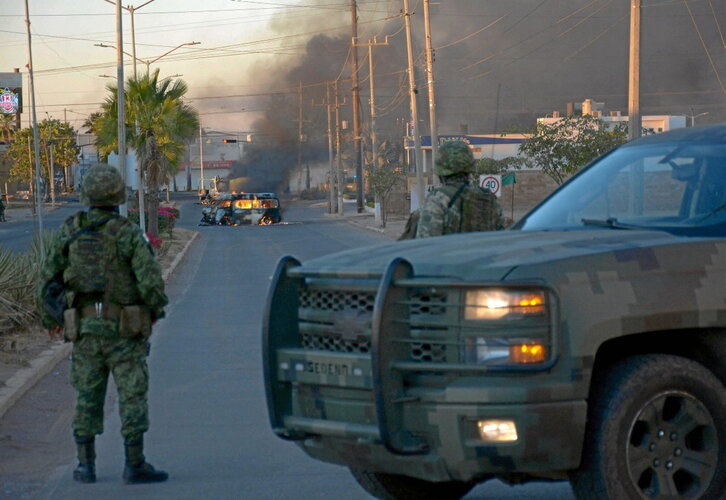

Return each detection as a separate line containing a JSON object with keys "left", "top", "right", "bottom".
{"left": 63, "top": 212, "right": 141, "bottom": 306}
{"left": 441, "top": 183, "right": 500, "bottom": 234}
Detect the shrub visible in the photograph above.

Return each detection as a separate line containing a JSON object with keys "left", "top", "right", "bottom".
{"left": 145, "top": 232, "right": 163, "bottom": 251}
{"left": 128, "top": 207, "right": 178, "bottom": 236}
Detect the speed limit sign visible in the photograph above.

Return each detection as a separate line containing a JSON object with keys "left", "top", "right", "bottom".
{"left": 479, "top": 175, "right": 502, "bottom": 197}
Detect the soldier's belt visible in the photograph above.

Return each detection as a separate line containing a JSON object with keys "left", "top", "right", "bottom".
{"left": 80, "top": 302, "right": 122, "bottom": 320}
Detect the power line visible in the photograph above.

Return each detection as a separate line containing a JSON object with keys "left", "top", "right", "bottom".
{"left": 683, "top": 0, "right": 726, "bottom": 93}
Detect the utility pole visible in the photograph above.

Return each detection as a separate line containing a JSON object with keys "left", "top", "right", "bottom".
{"left": 423, "top": 0, "right": 438, "bottom": 182}
{"left": 24, "top": 0, "right": 44, "bottom": 255}
{"left": 628, "top": 0, "right": 641, "bottom": 141}
{"left": 104, "top": 0, "right": 156, "bottom": 79}
{"left": 115, "top": 0, "right": 128, "bottom": 217}
{"left": 326, "top": 83, "right": 335, "bottom": 213}
{"left": 353, "top": 37, "right": 389, "bottom": 175}
{"left": 312, "top": 83, "right": 336, "bottom": 213}
{"left": 297, "top": 81, "right": 304, "bottom": 195}
{"left": 334, "top": 80, "right": 344, "bottom": 215}
{"left": 353, "top": 37, "right": 389, "bottom": 224}
{"left": 199, "top": 124, "right": 204, "bottom": 195}
{"left": 403, "top": 0, "right": 424, "bottom": 210}
{"left": 48, "top": 129, "right": 55, "bottom": 208}
{"left": 350, "top": 0, "right": 364, "bottom": 213}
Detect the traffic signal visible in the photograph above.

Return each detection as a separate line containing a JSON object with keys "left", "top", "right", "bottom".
{"left": 222, "top": 139, "right": 237, "bottom": 143}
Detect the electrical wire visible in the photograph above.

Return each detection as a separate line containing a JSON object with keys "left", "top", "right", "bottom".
{"left": 565, "top": 13, "right": 627, "bottom": 60}
{"left": 435, "top": 16, "right": 506, "bottom": 51}
{"left": 558, "top": 0, "right": 613, "bottom": 39}
{"left": 683, "top": 0, "right": 726, "bottom": 93}
{"left": 709, "top": 0, "right": 726, "bottom": 48}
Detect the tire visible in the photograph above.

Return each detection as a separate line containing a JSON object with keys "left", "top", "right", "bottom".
{"left": 350, "top": 468, "right": 474, "bottom": 500}
{"left": 571, "top": 354, "right": 726, "bottom": 499}
{"left": 259, "top": 215, "right": 273, "bottom": 225}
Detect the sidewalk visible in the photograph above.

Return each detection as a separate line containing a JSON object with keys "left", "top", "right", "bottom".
{"left": 320, "top": 202, "right": 408, "bottom": 241}
{"left": 1, "top": 205, "right": 56, "bottom": 222}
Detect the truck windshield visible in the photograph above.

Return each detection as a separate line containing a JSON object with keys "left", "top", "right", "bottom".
{"left": 516, "top": 141, "right": 726, "bottom": 236}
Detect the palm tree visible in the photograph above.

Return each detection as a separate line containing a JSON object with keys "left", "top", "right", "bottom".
{"left": 94, "top": 70, "right": 198, "bottom": 235}
{"left": 0, "top": 113, "right": 16, "bottom": 144}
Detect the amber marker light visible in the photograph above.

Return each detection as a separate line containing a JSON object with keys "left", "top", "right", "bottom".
{"left": 510, "top": 343, "right": 546, "bottom": 364}
{"left": 477, "top": 420, "right": 518, "bottom": 442}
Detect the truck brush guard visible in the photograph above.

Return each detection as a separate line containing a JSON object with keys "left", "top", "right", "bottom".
{"left": 263, "top": 256, "right": 557, "bottom": 456}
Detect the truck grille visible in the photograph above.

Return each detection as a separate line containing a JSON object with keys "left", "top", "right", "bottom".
{"left": 301, "top": 332, "right": 371, "bottom": 353}
{"left": 298, "top": 285, "right": 451, "bottom": 363}
{"left": 299, "top": 289, "right": 375, "bottom": 312}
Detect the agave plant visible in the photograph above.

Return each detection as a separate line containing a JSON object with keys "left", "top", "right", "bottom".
{"left": 0, "top": 231, "right": 54, "bottom": 334}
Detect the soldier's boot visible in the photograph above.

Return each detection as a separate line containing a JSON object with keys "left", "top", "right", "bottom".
{"left": 122, "top": 440, "right": 169, "bottom": 484}
{"left": 73, "top": 438, "right": 96, "bottom": 483}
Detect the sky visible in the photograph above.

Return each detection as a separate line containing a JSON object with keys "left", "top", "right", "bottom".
{"left": 0, "top": 0, "right": 365, "bottom": 133}
{"left": 1, "top": 0, "right": 726, "bottom": 138}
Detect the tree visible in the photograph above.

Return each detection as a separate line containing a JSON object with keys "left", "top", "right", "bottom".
{"left": 365, "top": 139, "right": 405, "bottom": 227}
{"left": 6, "top": 120, "right": 79, "bottom": 197}
{"left": 93, "top": 70, "right": 199, "bottom": 236}
{"left": 0, "top": 113, "right": 16, "bottom": 144}
{"left": 518, "top": 115, "right": 628, "bottom": 184}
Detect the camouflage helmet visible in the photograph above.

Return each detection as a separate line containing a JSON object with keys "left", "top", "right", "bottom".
{"left": 80, "top": 164, "right": 126, "bottom": 206}
{"left": 434, "top": 140, "right": 475, "bottom": 177}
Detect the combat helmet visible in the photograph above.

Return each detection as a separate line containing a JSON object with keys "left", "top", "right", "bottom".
{"left": 434, "top": 140, "right": 475, "bottom": 177}
{"left": 80, "top": 164, "right": 126, "bottom": 206}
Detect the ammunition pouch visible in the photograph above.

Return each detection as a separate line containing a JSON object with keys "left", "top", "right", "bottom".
{"left": 76, "top": 303, "right": 151, "bottom": 339}
{"left": 118, "top": 305, "right": 153, "bottom": 339}
{"left": 63, "top": 308, "right": 80, "bottom": 341}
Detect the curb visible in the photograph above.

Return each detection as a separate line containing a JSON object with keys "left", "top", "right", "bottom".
{"left": 0, "top": 230, "right": 200, "bottom": 421}
{"left": 162, "top": 230, "right": 199, "bottom": 282}
{"left": 0, "top": 342, "right": 72, "bottom": 420}
{"left": 347, "top": 218, "right": 385, "bottom": 233}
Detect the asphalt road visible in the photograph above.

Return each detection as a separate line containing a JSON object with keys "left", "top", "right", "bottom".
{"left": 0, "top": 193, "right": 575, "bottom": 499}
{"left": 0, "top": 202, "right": 81, "bottom": 254}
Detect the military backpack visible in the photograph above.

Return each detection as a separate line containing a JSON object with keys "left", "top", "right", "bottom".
{"left": 62, "top": 213, "right": 140, "bottom": 306}
{"left": 438, "top": 182, "right": 500, "bottom": 234}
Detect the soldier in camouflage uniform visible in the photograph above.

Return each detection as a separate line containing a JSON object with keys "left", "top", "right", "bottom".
{"left": 37, "top": 164, "right": 169, "bottom": 485}
{"left": 415, "top": 140, "right": 503, "bottom": 238}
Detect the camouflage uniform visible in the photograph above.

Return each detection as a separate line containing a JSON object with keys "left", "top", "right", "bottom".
{"left": 38, "top": 208, "right": 167, "bottom": 440}
{"left": 36, "top": 164, "right": 169, "bottom": 484}
{"left": 416, "top": 141, "right": 503, "bottom": 238}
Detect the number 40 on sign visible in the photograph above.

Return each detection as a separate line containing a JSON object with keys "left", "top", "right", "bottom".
{"left": 479, "top": 175, "right": 502, "bottom": 198}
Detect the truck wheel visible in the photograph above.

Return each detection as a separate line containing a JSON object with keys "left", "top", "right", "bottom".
{"left": 350, "top": 468, "right": 474, "bottom": 500}
{"left": 571, "top": 354, "right": 726, "bottom": 499}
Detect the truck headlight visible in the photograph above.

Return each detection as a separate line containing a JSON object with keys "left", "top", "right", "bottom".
{"left": 464, "top": 289, "right": 545, "bottom": 320}
{"left": 462, "top": 288, "right": 552, "bottom": 366}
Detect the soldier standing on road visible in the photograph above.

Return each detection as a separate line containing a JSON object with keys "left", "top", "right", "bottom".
{"left": 0, "top": 194, "right": 6, "bottom": 222}
{"left": 415, "top": 140, "right": 503, "bottom": 238}
{"left": 36, "top": 164, "right": 169, "bottom": 485}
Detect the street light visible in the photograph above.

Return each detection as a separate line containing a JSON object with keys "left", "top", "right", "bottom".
{"left": 94, "top": 42, "right": 200, "bottom": 75}
{"left": 688, "top": 109, "right": 709, "bottom": 127}
{"left": 104, "top": 0, "right": 156, "bottom": 78}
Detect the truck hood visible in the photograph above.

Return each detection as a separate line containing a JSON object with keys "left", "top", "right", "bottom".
{"left": 299, "top": 228, "right": 689, "bottom": 281}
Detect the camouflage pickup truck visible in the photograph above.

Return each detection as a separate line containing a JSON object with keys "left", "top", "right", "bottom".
{"left": 263, "top": 125, "right": 726, "bottom": 499}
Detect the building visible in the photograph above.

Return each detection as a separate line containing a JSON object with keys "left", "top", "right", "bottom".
{"left": 176, "top": 134, "right": 246, "bottom": 192}
{"left": 538, "top": 98, "right": 688, "bottom": 132}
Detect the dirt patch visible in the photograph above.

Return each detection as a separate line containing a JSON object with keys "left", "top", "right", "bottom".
{"left": 157, "top": 226, "right": 196, "bottom": 271}
{"left": 0, "top": 226, "right": 198, "bottom": 387}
